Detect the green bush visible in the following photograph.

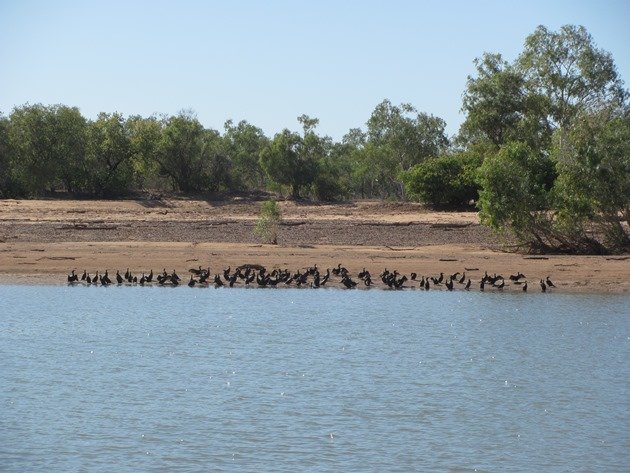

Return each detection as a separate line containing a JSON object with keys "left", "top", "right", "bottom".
{"left": 254, "top": 200, "right": 282, "bottom": 244}
{"left": 477, "top": 141, "right": 559, "bottom": 249}
{"left": 401, "top": 152, "right": 483, "bottom": 206}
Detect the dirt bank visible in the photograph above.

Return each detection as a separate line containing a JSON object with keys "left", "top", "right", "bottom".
{"left": 0, "top": 198, "right": 627, "bottom": 293}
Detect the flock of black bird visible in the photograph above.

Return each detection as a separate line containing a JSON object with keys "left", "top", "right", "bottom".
{"left": 67, "top": 265, "right": 557, "bottom": 292}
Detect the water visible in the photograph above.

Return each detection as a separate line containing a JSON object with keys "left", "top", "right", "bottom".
{"left": 1, "top": 285, "right": 628, "bottom": 472}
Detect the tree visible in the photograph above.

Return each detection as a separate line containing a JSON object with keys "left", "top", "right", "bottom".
{"left": 469, "top": 25, "right": 628, "bottom": 253}
{"left": 85, "top": 112, "right": 134, "bottom": 196}
{"left": 259, "top": 115, "right": 325, "bottom": 199}
{"left": 260, "top": 129, "right": 312, "bottom": 198}
{"left": 127, "top": 115, "right": 163, "bottom": 189}
{"left": 55, "top": 106, "right": 89, "bottom": 193}
{"left": 477, "top": 142, "right": 555, "bottom": 249}
{"left": 7, "top": 104, "right": 88, "bottom": 195}
{"left": 366, "top": 99, "right": 448, "bottom": 197}
{"left": 518, "top": 25, "right": 626, "bottom": 130}
{"left": 223, "top": 119, "right": 269, "bottom": 190}
{"left": 155, "top": 112, "right": 216, "bottom": 192}
{"left": 552, "top": 112, "right": 629, "bottom": 251}
{"left": 460, "top": 53, "right": 527, "bottom": 146}
{"left": 313, "top": 141, "right": 354, "bottom": 202}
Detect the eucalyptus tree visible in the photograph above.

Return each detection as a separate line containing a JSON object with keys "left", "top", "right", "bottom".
{"left": 126, "top": 115, "right": 163, "bottom": 189}
{"left": 459, "top": 53, "right": 528, "bottom": 146}
{"left": 155, "top": 112, "right": 215, "bottom": 192}
{"left": 85, "top": 112, "right": 134, "bottom": 196}
{"left": 471, "top": 25, "right": 629, "bottom": 252}
{"left": 365, "top": 99, "right": 448, "bottom": 197}
{"left": 259, "top": 129, "right": 314, "bottom": 199}
{"left": 6, "top": 104, "right": 89, "bottom": 195}
{"left": 518, "top": 25, "right": 626, "bottom": 130}
{"left": 223, "top": 119, "right": 269, "bottom": 190}
{"left": 259, "top": 115, "right": 326, "bottom": 199}
{"left": 552, "top": 111, "right": 630, "bottom": 251}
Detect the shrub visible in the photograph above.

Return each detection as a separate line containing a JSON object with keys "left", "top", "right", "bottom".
{"left": 401, "top": 152, "right": 483, "bottom": 206}
{"left": 254, "top": 200, "right": 282, "bottom": 244}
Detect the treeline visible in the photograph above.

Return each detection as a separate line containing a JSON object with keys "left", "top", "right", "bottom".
{"left": 0, "top": 101, "right": 448, "bottom": 201}
{"left": 0, "top": 25, "right": 628, "bottom": 253}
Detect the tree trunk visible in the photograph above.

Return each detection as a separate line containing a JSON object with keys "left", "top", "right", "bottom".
{"left": 291, "top": 184, "right": 300, "bottom": 199}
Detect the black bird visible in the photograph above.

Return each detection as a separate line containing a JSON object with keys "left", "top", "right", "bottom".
{"left": 188, "top": 275, "right": 196, "bottom": 287}
{"left": 332, "top": 263, "right": 347, "bottom": 277}
{"left": 494, "top": 278, "right": 505, "bottom": 289}
{"left": 341, "top": 275, "right": 357, "bottom": 288}
{"left": 509, "top": 272, "right": 526, "bottom": 282}
{"left": 393, "top": 275, "right": 407, "bottom": 289}
{"left": 190, "top": 266, "right": 203, "bottom": 275}
{"left": 522, "top": 281, "right": 528, "bottom": 292}
{"left": 540, "top": 279, "right": 547, "bottom": 292}
{"left": 410, "top": 272, "right": 417, "bottom": 281}
{"left": 424, "top": 279, "right": 430, "bottom": 291}
{"left": 465, "top": 278, "right": 471, "bottom": 290}
{"left": 320, "top": 269, "right": 331, "bottom": 286}
{"left": 458, "top": 272, "right": 466, "bottom": 284}
{"left": 86, "top": 273, "right": 92, "bottom": 284}
{"left": 445, "top": 278, "right": 454, "bottom": 291}
{"left": 116, "top": 271, "right": 123, "bottom": 284}
{"left": 480, "top": 279, "right": 485, "bottom": 291}
{"left": 81, "top": 270, "right": 87, "bottom": 281}
{"left": 546, "top": 276, "right": 556, "bottom": 288}
{"left": 146, "top": 269, "right": 154, "bottom": 283}
{"left": 67, "top": 270, "right": 78, "bottom": 283}
{"left": 214, "top": 274, "right": 224, "bottom": 287}
{"left": 139, "top": 273, "right": 146, "bottom": 285}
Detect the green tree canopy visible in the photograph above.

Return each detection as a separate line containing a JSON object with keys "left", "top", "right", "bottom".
{"left": 7, "top": 104, "right": 87, "bottom": 195}
{"left": 85, "top": 112, "right": 133, "bottom": 196}
{"left": 259, "top": 129, "right": 316, "bottom": 199}
{"left": 460, "top": 53, "right": 528, "bottom": 146}
{"left": 155, "top": 112, "right": 218, "bottom": 192}
{"left": 518, "top": 25, "right": 626, "bottom": 129}
{"left": 223, "top": 119, "right": 269, "bottom": 190}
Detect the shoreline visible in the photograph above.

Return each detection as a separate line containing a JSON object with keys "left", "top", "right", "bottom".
{"left": 1, "top": 241, "right": 628, "bottom": 294}
{"left": 1, "top": 198, "right": 628, "bottom": 294}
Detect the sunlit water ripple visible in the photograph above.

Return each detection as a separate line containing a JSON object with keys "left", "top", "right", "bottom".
{"left": 1, "top": 285, "right": 628, "bottom": 472}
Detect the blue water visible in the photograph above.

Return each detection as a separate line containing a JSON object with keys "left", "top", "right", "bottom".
{"left": 1, "top": 285, "right": 628, "bottom": 472}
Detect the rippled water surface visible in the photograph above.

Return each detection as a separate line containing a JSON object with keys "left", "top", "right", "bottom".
{"left": 1, "top": 285, "right": 629, "bottom": 472}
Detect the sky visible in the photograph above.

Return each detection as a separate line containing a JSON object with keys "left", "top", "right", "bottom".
{"left": 1, "top": 0, "right": 628, "bottom": 140}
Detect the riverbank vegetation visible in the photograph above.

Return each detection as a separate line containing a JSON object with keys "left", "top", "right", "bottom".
{"left": 0, "top": 25, "right": 627, "bottom": 253}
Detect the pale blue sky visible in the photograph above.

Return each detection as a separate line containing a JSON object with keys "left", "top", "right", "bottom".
{"left": 1, "top": 0, "right": 628, "bottom": 140}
